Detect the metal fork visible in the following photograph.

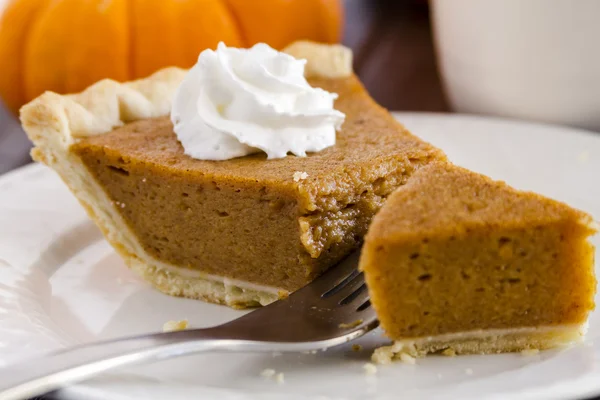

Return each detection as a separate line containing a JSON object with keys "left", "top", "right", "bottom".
{"left": 0, "top": 252, "right": 378, "bottom": 400}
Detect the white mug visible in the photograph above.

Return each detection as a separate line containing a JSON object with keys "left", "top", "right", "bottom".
{"left": 431, "top": 0, "right": 600, "bottom": 132}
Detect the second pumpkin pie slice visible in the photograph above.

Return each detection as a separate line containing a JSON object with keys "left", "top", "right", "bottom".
{"left": 360, "top": 162, "right": 597, "bottom": 359}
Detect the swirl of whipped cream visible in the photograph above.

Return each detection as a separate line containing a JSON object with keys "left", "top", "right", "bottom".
{"left": 171, "top": 42, "right": 345, "bottom": 160}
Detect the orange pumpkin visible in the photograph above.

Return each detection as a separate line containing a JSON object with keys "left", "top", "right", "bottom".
{"left": 0, "top": 0, "right": 343, "bottom": 114}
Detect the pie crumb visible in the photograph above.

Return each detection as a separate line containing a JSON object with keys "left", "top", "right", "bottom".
{"left": 577, "top": 151, "right": 589, "bottom": 164}
{"left": 293, "top": 171, "right": 309, "bottom": 182}
{"left": 261, "top": 368, "right": 284, "bottom": 384}
{"left": 260, "top": 368, "right": 276, "bottom": 378}
{"left": 521, "top": 348, "right": 540, "bottom": 356}
{"left": 372, "top": 346, "right": 393, "bottom": 365}
{"left": 441, "top": 348, "right": 456, "bottom": 357}
{"left": 339, "top": 319, "right": 363, "bottom": 329}
{"left": 372, "top": 342, "right": 421, "bottom": 365}
{"left": 399, "top": 353, "right": 416, "bottom": 365}
{"left": 275, "top": 372, "right": 285, "bottom": 384}
{"left": 162, "top": 319, "right": 188, "bottom": 332}
{"left": 363, "top": 363, "right": 377, "bottom": 376}
{"left": 352, "top": 344, "right": 363, "bottom": 352}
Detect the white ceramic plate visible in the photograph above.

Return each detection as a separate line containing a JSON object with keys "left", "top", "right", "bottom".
{"left": 0, "top": 113, "right": 599, "bottom": 400}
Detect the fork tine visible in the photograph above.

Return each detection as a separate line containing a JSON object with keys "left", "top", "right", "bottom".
{"left": 304, "top": 252, "right": 362, "bottom": 296}
{"left": 339, "top": 282, "right": 367, "bottom": 305}
{"left": 342, "top": 284, "right": 370, "bottom": 308}
{"left": 356, "top": 299, "right": 372, "bottom": 312}
{"left": 324, "top": 272, "right": 366, "bottom": 301}
{"left": 316, "top": 267, "right": 372, "bottom": 312}
{"left": 321, "top": 269, "right": 360, "bottom": 298}
{"left": 218, "top": 249, "right": 378, "bottom": 344}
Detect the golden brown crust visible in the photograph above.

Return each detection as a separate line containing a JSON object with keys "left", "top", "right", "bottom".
{"left": 372, "top": 324, "right": 587, "bottom": 363}
{"left": 283, "top": 41, "right": 353, "bottom": 78}
{"left": 21, "top": 67, "right": 187, "bottom": 144}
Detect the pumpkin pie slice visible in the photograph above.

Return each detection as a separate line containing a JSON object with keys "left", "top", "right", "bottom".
{"left": 21, "top": 42, "right": 446, "bottom": 308}
{"left": 361, "top": 162, "right": 597, "bottom": 360}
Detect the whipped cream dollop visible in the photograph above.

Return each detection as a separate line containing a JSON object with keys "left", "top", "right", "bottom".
{"left": 171, "top": 42, "right": 345, "bottom": 160}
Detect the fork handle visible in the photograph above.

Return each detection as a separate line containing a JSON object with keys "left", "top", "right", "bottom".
{"left": 0, "top": 327, "right": 250, "bottom": 400}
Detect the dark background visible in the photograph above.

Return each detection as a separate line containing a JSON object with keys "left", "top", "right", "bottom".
{"left": 0, "top": 0, "right": 448, "bottom": 176}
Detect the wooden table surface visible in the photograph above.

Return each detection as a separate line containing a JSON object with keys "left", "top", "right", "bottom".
{"left": 0, "top": 0, "right": 448, "bottom": 177}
